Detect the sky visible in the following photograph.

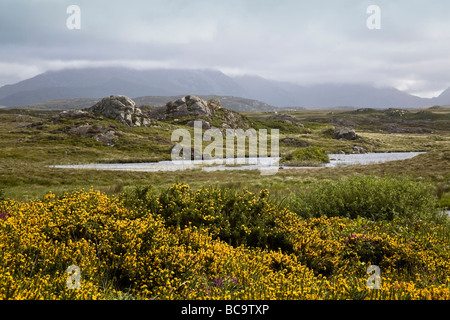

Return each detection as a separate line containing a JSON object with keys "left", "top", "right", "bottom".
{"left": 1, "top": 0, "right": 450, "bottom": 98}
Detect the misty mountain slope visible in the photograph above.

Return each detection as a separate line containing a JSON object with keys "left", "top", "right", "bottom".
{"left": 434, "top": 87, "right": 450, "bottom": 106}
{"left": 0, "top": 68, "right": 129, "bottom": 99}
{"left": 294, "top": 84, "right": 429, "bottom": 108}
{"left": 0, "top": 67, "right": 448, "bottom": 108}
{"left": 231, "top": 75, "right": 301, "bottom": 106}
{"left": 232, "top": 76, "right": 431, "bottom": 108}
{"left": 0, "top": 68, "right": 245, "bottom": 107}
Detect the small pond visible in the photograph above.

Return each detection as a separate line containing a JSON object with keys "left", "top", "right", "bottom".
{"left": 50, "top": 152, "right": 425, "bottom": 172}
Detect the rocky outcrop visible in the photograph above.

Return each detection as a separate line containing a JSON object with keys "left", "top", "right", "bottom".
{"left": 186, "top": 119, "right": 211, "bottom": 129}
{"left": 62, "top": 124, "right": 118, "bottom": 146}
{"left": 147, "top": 95, "right": 211, "bottom": 120}
{"left": 146, "top": 95, "right": 252, "bottom": 130}
{"left": 351, "top": 145, "right": 366, "bottom": 154}
{"left": 87, "top": 95, "right": 152, "bottom": 127}
{"left": 333, "top": 127, "right": 358, "bottom": 140}
{"left": 53, "top": 109, "right": 90, "bottom": 120}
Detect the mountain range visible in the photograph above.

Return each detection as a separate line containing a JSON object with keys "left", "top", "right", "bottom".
{"left": 0, "top": 67, "right": 449, "bottom": 109}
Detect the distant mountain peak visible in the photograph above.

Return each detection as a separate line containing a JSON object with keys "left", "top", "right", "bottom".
{"left": 0, "top": 67, "right": 448, "bottom": 109}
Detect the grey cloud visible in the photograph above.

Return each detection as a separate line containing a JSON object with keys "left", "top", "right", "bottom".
{"left": 1, "top": 0, "right": 450, "bottom": 97}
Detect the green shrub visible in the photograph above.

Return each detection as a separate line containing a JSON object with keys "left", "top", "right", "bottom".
{"left": 287, "top": 175, "right": 441, "bottom": 223}
{"left": 281, "top": 146, "right": 330, "bottom": 166}
{"left": 123, "top": 184, "right": 293, "bottom": 251}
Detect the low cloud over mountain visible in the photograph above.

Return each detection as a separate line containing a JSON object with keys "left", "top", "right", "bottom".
{"left": 0, "top": 67, "right": 448, "bottom": 109}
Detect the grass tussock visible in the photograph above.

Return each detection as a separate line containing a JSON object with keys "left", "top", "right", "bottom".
{"left": 281, "top": 146, "right": 330, "bottom": 167}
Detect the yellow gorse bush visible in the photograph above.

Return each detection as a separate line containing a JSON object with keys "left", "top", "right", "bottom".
{"left": 0, "top": 184, "right": 449, "bottom": 300}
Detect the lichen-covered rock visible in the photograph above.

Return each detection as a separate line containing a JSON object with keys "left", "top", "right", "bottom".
{"left": 333, "top": 127, "right": 357, "bottom": 140}
{"left": 87, "top": 95, "right": 152, "bottom": 127}
{"left": 146, "top": 95, "right": 252, "bottom": 130}
{"left": 186, "top": 119, "right": 211, "bottom": 129}
{"left": 148, "top": 95, "right": 211, "bottom": 120}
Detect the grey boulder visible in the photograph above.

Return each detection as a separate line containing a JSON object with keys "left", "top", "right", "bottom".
{"left": 87, "top": 95, "right": 152, "bottom": 127}
{"left": 333, "top": 127, "right": 358, "bottom": 140}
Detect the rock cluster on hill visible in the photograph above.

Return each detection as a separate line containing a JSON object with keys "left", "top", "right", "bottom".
{"left": 47, "top": 95, "right": 153, "bottom": 146}
{"left": 86, "top": 95, "right": 152, "bottom": 127}
{"left": 146, "top": 95, "right": 252, "bottom": 130}
{"left": 147, "top": 95, "right": 211, "bottom": 120}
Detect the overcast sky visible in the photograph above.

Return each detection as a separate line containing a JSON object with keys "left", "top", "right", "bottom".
{"left": 1, "top": 0, "right": 450, "bottom": 97}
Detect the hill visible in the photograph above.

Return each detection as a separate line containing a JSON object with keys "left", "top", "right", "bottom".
{"left": 134, "top": 95, "right": 277, "bottom": 112}
{"left": 1, "top": 67, "right": 449, "bottom": 109}
{"left": 232, "top": 75, "right": 434, "bottom": 108}
{"left": 0, "top": 68, "right": 245, "bottom": 107}
{"left": 8, "top": 95, "right": 277, "bottom": 113}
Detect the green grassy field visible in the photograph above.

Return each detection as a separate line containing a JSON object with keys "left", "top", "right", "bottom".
{"left": 1, "top": 106, "right": 449, "bottom": 205}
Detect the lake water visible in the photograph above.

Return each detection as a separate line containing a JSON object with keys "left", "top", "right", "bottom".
{"left": 324, "top": 152, "right": 425, "bottom": 168}
{"left": 50, "top": 152, "right": 424, "bottom": 173}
